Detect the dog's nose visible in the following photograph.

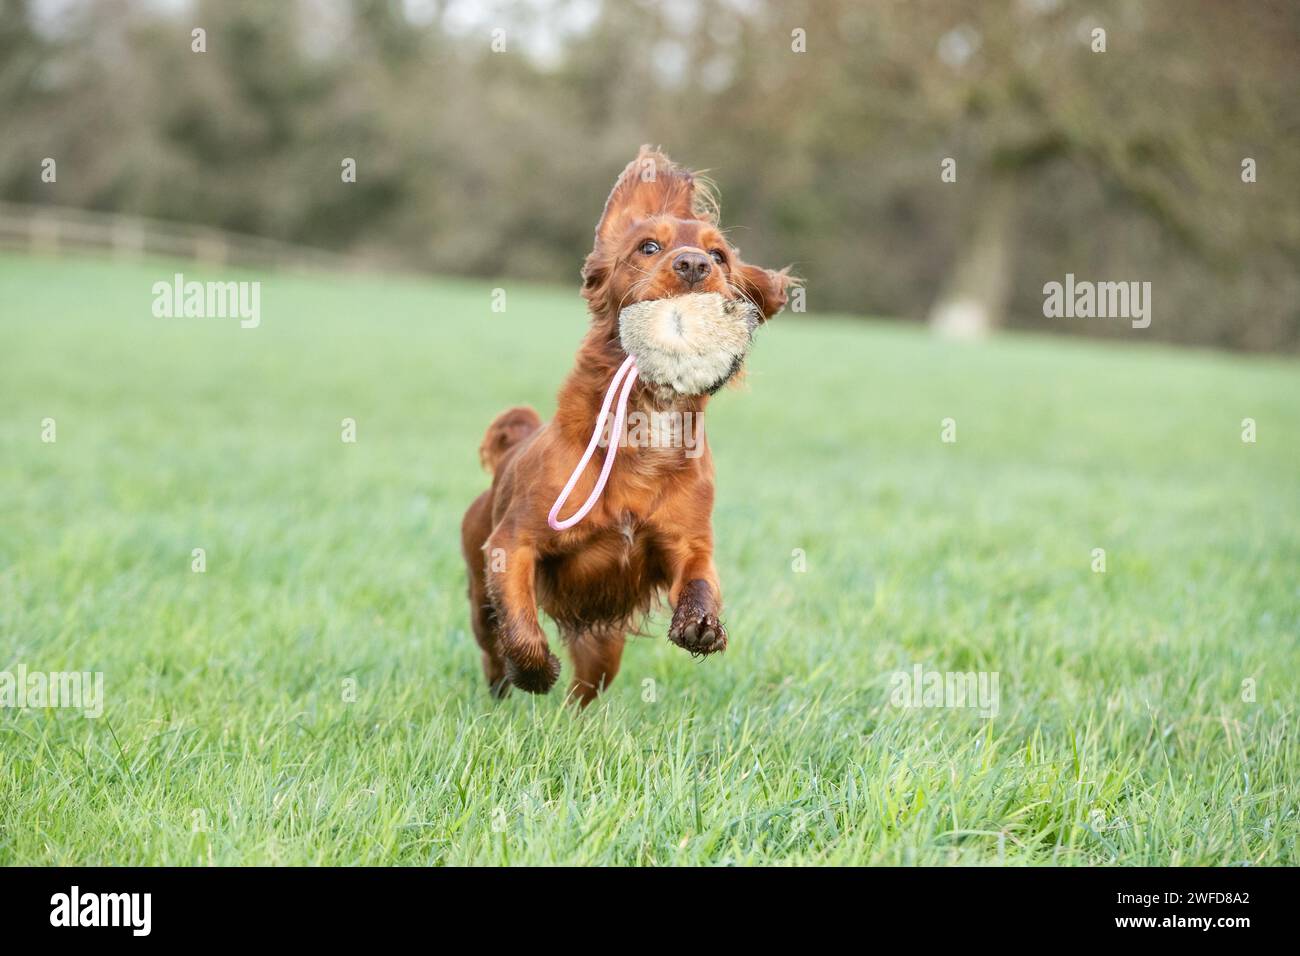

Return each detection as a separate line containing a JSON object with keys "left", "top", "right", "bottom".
{"left": 672, "top": 251, "right": 712, "bottom": 287}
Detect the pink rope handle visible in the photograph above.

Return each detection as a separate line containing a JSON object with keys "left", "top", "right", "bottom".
{"left": 548, "top": 355, "right": 640, "bottom": 531}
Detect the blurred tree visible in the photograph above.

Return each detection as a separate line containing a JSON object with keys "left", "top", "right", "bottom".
{"left": 864, "top": 0, "right": 1299, "bottom": 338}
{"left": 1, "top": 0, "right": 1295, "bottom": 351}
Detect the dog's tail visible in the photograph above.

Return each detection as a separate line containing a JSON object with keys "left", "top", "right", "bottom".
{"left": 479, "top": 406, "right": 542, "bottom": 473}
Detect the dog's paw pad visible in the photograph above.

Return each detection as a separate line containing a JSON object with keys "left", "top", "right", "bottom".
{"left": 505, "top": 651, "right": 562, "bottom": 694}
{"left": 668, "top": 610, "right": 728, "bottom": 657}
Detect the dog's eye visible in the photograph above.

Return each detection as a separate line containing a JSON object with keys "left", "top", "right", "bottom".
{"left": 709, "top": 249, "right": 727, "bottom": 265}
{"left": 639, "top": 240, "right": 661, "bottom": 255}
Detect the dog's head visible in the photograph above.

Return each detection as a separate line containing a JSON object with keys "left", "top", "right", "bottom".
{"left": 581, "top": 146, "right": 792, "bottom": 325}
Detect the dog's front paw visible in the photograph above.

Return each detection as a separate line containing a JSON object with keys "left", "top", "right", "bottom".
{"left": 668, "top": 580, "right": 728, "bottom": 656}
{"left": 505, "top": 650, "right": 562, "bottom": 694}
{"left": 669, "top": 611, "right": 727, "bottom": 656}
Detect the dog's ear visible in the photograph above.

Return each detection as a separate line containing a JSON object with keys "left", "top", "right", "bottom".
{"left": 580, "top": 250, "right": 610, "bottom": 300}
{"left": 593, "top": 145, "right": 714, "bottom": 247}
{"left": 734, "top": 262, "right": 794, "bottom": 321}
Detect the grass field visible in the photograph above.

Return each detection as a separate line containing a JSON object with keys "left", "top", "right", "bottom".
{"left": 1, "top": 253, "right": 1297, "bottom": 866}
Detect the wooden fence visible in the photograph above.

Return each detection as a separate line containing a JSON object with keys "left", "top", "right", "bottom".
{"left": 0, "top": 201, "right": 363, "bottom": 273}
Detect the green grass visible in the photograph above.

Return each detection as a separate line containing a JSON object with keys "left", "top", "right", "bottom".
{"left": 1, "top": 253, "right": 1297, "bottom": 866}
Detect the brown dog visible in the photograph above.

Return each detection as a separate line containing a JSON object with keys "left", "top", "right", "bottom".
{"left": 460, "top": 146, "right": 790, "bottom": 704}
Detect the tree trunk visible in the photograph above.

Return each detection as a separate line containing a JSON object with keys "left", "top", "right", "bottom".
{"left": 928, "top": 174, "right": 1018, "bottom": 338}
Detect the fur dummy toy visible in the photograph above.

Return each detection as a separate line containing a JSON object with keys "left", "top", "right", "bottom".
{"left": 617, "top": 292, "right": 762, "bottom": 396}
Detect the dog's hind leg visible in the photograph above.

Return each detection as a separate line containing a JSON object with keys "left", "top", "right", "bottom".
{"left": 564, "top": 627, "right": 626, "bottom": 706}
